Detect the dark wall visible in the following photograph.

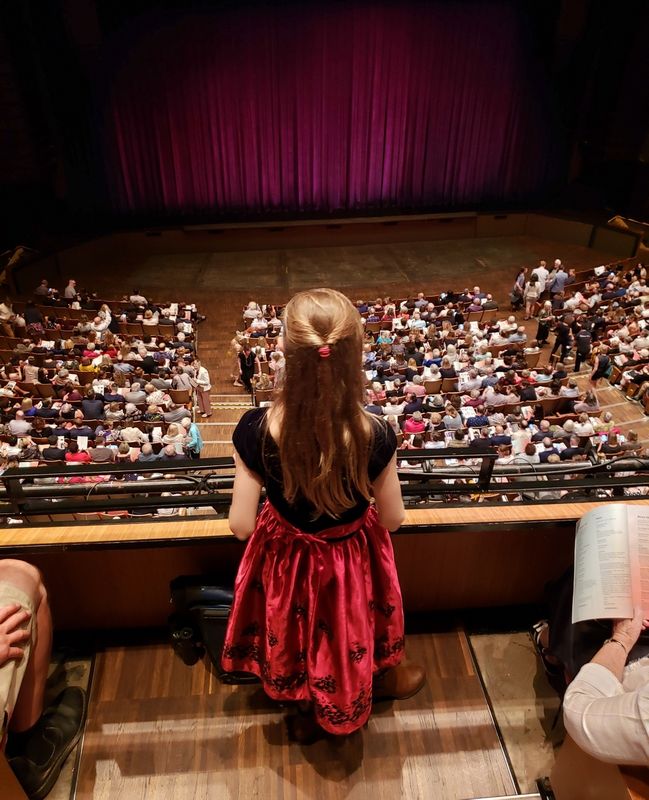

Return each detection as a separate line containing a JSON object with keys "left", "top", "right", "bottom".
{"left": 551, "top": 0, "right": 649, "bottom": 217}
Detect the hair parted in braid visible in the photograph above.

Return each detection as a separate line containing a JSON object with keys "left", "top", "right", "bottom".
{"left": 268, "top": 288, "right": 377, "bottom": 518}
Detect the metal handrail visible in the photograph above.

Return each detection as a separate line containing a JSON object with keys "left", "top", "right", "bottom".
{"left": 1, "top": 453, "right": 648, "bottom": 518}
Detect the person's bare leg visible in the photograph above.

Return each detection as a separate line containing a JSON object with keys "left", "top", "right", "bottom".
{"left": 0, "top": 561, "right": 52, "bottom": 732}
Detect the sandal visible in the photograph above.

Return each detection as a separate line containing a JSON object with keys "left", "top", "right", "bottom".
{"left": 530, "top": 620, "right": 567, "bottom": 697}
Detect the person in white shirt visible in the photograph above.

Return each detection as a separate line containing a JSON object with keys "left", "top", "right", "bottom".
{"left": 531, "top": 260, "right": 549, "bottom": 294}
{"left": 559, "top": 380, "right": 580, "bottom": 398}
{"left": 63, "top": 279, "right": 77, "bottom": 299}
{"left": 498, "top": 315, "right": 518, "bottom": 334}
{"left": 142, "top": 309, "right": 159, "bottom": 326}
{"left": 510, "top": 423, "right": 532, "bottom": 456}
{"left": 384, "top": 399, "right": 406, "bottom": 416}
{"left": 192, "top": 359, "right": 212, "bottom": 418}
{"left": 243, "top": 301, "right": 261, "bottom": 321}
{"left": 563, "top": 291, "right": 585, "bottom": 311}
{"left": 460, "top": 369, "right": 483, "bottom": 392}
{"left": 90, "top": 315, "right": 110, "bottom": 337}
{"left": 587, "top": 285, "right": 602, "bottom": 307}
{"left": 563, "top": 607, "right": 649, "bottom": 765}
{"left": 483, "top": 385, "right": 510, "bottom": 406}
{"left": 0, "top": 298, "right": 15, "bottom": 336}
{"left": 408, "top": 311, "right": 426, "bottom": 330}
{"left": 489, "top": 330, "right": 509, "bottom": 345}
{"left": 572, "top": 413, "right": 596, "bottom": 437}
{"left": 249, "top": 313, "right": 268, "bottom": 335}
{"left": 129, "top": 290, "right": 147, "bottom": 305}
{"left": 8, "top": 412, "right": 32, "bottom": 437}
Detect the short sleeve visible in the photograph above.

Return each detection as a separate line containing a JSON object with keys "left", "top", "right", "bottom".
{"left": 368, "top": 420, "right": 397, "bottom": 481}
{"left": 232, "top": 408, "right": 268, "bottom": 477}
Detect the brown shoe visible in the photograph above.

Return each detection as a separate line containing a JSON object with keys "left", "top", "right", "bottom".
{"left": 373, "top": 664, "right": 426, "bottom": 701}
{"left": 286, "top": 707, "right": 324, "bottom": 745}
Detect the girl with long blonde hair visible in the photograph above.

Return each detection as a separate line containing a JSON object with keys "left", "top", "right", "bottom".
{"left": 224, "top": 288, "right": 423, "bottom": 742}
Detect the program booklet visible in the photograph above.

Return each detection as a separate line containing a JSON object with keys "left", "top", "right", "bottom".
{"left": 572, "top": 503, "right": 649, "bottom": 623}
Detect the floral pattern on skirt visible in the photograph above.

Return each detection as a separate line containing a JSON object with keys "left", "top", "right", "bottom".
{"left": 222, "top": 501, "right": 404, "bottom": 734}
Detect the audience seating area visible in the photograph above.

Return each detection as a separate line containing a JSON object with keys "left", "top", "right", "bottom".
{"left": 0, "top": 285, "right": 203, "bottom": 481}
{"left": 234, "top": 258, "right": 648, "bottom": 504}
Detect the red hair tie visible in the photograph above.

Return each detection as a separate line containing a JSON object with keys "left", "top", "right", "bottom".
{"left": 318, "top": 345, "right": 331, "bottom": 358}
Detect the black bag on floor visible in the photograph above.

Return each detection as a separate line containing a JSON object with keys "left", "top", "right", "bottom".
{"left": 169, "top": 575, "right": 259, "bottom": 685}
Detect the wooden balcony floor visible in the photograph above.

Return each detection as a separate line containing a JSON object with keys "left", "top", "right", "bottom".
{"left": 74, "top": 633, "right": 516, "bottom": 800}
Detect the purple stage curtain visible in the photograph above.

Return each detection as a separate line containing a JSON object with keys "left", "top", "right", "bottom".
{"left": 102, "top": 2, "right": 561, "bottom": 216}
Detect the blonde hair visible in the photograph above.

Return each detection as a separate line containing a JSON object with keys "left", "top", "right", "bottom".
{"left": 269, "top": 288, "right": 375, "bottom": 517}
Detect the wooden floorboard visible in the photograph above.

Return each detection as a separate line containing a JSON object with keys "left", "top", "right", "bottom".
{"left": 75, "top": 634, "right": 515, "bottom": 800}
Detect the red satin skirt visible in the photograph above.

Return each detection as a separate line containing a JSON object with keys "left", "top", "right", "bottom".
{"left": 222, "top": 501, "right": 405, "bottom": 734}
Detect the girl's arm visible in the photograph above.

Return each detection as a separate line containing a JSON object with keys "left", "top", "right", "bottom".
{"left": 371, "top": 452, "right": 405, "bottom": 532}
{"left": 229, "top": 450, "right": 263, "bottom": 540}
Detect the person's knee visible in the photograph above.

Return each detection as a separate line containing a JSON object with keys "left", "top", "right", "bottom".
{"left": 0, "top": 559, "right": 46, "bottom": 608}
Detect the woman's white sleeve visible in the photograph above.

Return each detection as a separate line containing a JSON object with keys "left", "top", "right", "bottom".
{"left": 563, "top": 663, "right": 649, "bottom": 765}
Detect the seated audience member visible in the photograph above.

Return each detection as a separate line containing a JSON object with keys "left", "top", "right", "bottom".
{"left": 18, "top": 437, "right": 40, "bottom": 462}
{"left": 489, "top": 425, "right": 512, "bottom": 447}
{"left": 383, "top": 396, "right": 406, "bottom": 416}
{"left": 559, "top": 435, "right": 586, "bottom": 461}
{"left": 8, "top": 412, "right": 31, "bottom": 438}
{"left": 563, "top": 607, "right": 649, "bottom": 764}
{"left": 41, "top": 436, "right": 67, "bottom": 463}
{"left": 142, "top": 404, "right": 164, "bottom": 422}
{"left": 573, "top": 413, "right": 596, "bottom": 438}
{"left": 123, "top": 383, "right": 146, "bottom": 405}
{"left": 559, "top": 379, "right": 580, "bottom": 399}
{"left": 34, "top": 401, "right": 58, "bottom": 421}
{"left": 593, "top": 411, "right": 616, "bottom": 434}
{"left": 363, "top": 394, "right": 384, "bottom": 416}
{"left": 0, "top": 560, "right": 86, "bottom": 794}
{"left": 160, "top": 443, "right": 185, "bottom": 460}
{"left": 517, "top": 442, "right": 540, "bottom": 464}
{"left": 442, "top": 405, "right": 462, "bottom": 430}
{"left": 116, "top": 441, "right": 138, "bottom": 463}
{"left": 466, "top": 405, "right": 489, "bottom": 428}
{"left": 104, "top": 402, "right": 125, "bottom": 422}
{"left": 163, "top": 404, "right": 191, "bottom": 424}
{"left": 87, "top": 437, "right": 116, "bottom": 464}
{"left": 403, "top": 393, "right": 423, "bottom": 415}
{"left": 138, "top": 443, "right": 159, "bottom": 462}
{"left": 539, "top": 438, "right": 560, "bottom": 462}
{"left": 120, "top": 424, "right": 149, "bottom": 447}
{"left": 403, "top": 411, "right": 426, "bottom": 434}
{"left": 161, "top": 422, "right": 186, "bottom": 454}
{"left": 384, "top": 415, "right": 401, "bottom": 437}
{"left": 598, "top": 432, "right": 625, "bottom": 458}
{"left": 123, "top": 403, "right": 141, "bottom": 421}
{"left": 81, "top": 390, "right": 104, "bottom": 420}
{"left": 621, "top": 430, "right": 644, "bottom": 455}
{"left": 574, "top": 391, "right": 600, "bottom": 414}
{"left": 65, "top": 441, "right": 91, "bottom": 464}
{"left": 68, "top": 422, "right": 96, "bottom": 442}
